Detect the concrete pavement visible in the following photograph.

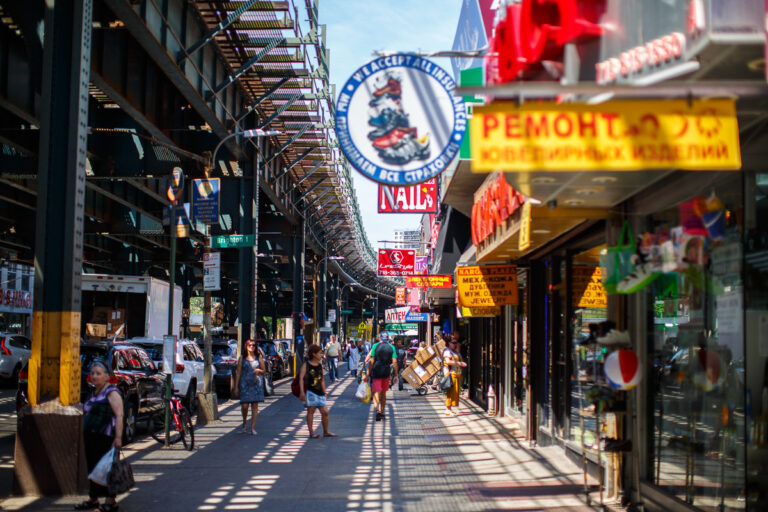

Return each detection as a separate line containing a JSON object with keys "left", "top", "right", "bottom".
{"left": 1, "top": 365, "right": 611, "bottom": 511}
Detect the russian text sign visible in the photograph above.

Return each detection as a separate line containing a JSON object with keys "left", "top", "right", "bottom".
{"left": 572, "top": 266, "right": 607, "bottom": 308}
{"left": 470, "top": 99, "right": 741, "bottom": 172}
{"left": 336, "top": 55, "right": 466, "bottom": 186}
{"left": 456, "top": 264, "right": 518, "bottom": 307}
{"left": 406, "top": 275, "right": 452, "bottom": 289}
{"left": 385, "top": 306, "right": 410, "bottom": 323}
{"left": 378, "top": 179, "right": 438, "bottom": 213}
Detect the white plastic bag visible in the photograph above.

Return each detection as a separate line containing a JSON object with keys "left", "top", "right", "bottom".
{"left": 88, "top": 447, "right": 115, "bottom": 486}
{"left": 355, "top": 382, "right": 371, "bottom": 403}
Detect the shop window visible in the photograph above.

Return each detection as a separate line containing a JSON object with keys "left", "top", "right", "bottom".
{"left": 645, "top": 176, "right": 745, "bottom": 511}
{"left": 569, "top": 245, "right": 609, "bottom": 444}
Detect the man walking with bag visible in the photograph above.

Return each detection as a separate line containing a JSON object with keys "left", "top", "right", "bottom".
{"left": 324, "top": 335, "right": 341, "bottom": 382}
{"left": 363, "top": 333, "right": 397, "bottom": 421}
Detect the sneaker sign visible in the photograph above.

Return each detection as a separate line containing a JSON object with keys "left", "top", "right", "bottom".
{"left": 336, "top": 55, "right": 467, "bottom": 186}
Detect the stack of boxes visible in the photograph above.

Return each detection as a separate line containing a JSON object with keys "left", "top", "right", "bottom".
{"left": 88, "top": 307, "right": 127, "bottom": 340}
{"left": 400, "top": 339, "right": 447, "bottom": 390}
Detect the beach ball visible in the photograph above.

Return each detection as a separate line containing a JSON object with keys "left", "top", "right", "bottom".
{"left": 604, "top": 350, "right": 642, "bottom": 390}
{"left": 692, "top": 349, "right": 724, "bottom": 391}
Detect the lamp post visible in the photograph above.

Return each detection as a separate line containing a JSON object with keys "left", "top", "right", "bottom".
{"left": 195, "top": 128, "right": 281, "bottom": 426}
{"left": 338, "top": 281, "right": 359, "bottom": 343}
{"left": 313, "top": 254, "right": 343, "bottom": 345}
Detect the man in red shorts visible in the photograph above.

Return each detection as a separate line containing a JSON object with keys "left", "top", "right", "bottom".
{"left": 363, "top": 333, "right": 398, "bottom": 421}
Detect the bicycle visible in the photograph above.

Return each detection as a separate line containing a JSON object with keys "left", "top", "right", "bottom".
{"left": 149, "top": 395, "right": 194, "bottom": 450}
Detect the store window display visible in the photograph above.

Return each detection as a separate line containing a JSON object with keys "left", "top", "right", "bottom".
{"left": 643, "top": 175, "right": 746, "bottom": 511}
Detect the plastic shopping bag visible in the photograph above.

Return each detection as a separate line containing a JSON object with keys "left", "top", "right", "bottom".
{"left": 88, "top": 447, "right": 115, "bottom": 486}
{"left": 355, "top": 382, "right": 371, "bottom": 403}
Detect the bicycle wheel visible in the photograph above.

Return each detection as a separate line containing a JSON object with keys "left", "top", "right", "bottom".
{"left": 149, "top": 411, "right": 182, "bottom": 445}
{"left": 179, "top": 408, "right": 194, "bottom": 451}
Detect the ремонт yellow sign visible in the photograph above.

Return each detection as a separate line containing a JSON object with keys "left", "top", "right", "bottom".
{"left": 470, "top": 99, "right": 740, "bottom": 172}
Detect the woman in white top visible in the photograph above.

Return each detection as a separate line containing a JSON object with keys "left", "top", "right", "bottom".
{"left": 442, "top": 338, "right": 467, "bottom": 416}
{"left": 347, "top": 341, "right": 360, "bottom": 378}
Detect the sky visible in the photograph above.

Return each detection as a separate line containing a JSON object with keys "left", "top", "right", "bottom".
{"left": 319, "top": 1, "right": 464, "bottom": 249}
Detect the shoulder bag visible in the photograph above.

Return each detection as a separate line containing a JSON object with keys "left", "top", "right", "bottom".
{"left": 107, "top": 449, "right": 134, "bottom": 495}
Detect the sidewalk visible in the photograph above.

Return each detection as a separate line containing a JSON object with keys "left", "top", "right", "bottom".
{"left": 2, "top": 366, "right": 611, "bottom": 511}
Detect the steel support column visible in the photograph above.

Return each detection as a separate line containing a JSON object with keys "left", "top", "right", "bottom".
{"left": 18, "top": 0, "right": 92, "bottom": 496}
{"left": 238, "top": 162, "right": 254, "bottom": 343}
{"left": 292, "top": 222, "right": 305, "bottom": 366}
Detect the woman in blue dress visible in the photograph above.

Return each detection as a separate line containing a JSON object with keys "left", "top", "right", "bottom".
{"left": 233, "top": 339, "right": 265, "bottom": 434}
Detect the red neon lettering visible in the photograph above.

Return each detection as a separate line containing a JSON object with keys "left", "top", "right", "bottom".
{"left": 471, "top": 174, "right": 527, "bottom": 247}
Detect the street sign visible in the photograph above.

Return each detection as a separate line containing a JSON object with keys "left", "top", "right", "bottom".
{"left": 167, "top": 166, "right": 184, "bottom": 204}
{"left": 191, "top": 178, "right": 220, "bottom": 224}
{"left": 341, "top": 309, "right": 353, "bottom": 315}
{"left": 405, "top": 311, "right": 428, "bottom": 322}
{"left": 328, "top": 309, "right": 337, "bottom": 322}
{"left": 210, "top": 234, "right": 255, "bottom": 249}
{"left": 162, "top": 203, "right": 190, "bottom": 238}
{"left": 377, "top": 249, "right": 416, "bottom": 277}
{"left": 203, "top": 252, "right": 221, "bottom": 291}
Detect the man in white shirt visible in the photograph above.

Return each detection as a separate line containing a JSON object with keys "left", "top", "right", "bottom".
{"left": 324, "top": 335, "right": 342, "bottom": 382}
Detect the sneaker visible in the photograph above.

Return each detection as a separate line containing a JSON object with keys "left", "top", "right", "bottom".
{"left": 616, "top": 263, "right": 658, "bottom": 294}
{"left": 597, "top": 329, "right": 631, "bottom": 347}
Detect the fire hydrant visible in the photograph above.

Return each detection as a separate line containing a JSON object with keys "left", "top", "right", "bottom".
{"left": 487, "top": 385, "right": 497, "bottom": 416}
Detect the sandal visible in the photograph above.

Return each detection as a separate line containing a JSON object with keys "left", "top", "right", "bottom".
{"left": 323, "top": 432, "right": 337, "bottom": 437}
{"left": 310, "top": 433, "right": 320, "bottom": 439}
{"left": 74, "top": 500, "right": 99, "bottom": 510}
{"left": 99, "top": 504, "right": 118, "bottom": 512}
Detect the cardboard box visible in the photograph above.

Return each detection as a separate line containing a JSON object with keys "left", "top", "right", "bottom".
{"left": 86, "top": 323, "right": 107, "bottom": 338}
{"left": 415, "top": 345, "right": 437, "bottom": 365}
{"left": 425, "top": 356, "right": 442, "bottom": 375}
{"left": 91, "top": 306, "right": 113, "bottom": 325}
{"left": 435, "top": 339, "right": 447, "bottom": 355}
{"left": 400, "top": 367, "right": 422, "bottom": 389}
{"left": 412, "top": 363, "right": 429, "bottom": 381}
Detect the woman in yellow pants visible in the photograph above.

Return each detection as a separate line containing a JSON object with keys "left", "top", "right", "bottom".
{"left": 442, "top": 338, "right": 466, "bottom": 416}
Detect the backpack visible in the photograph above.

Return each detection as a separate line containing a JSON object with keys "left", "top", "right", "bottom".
{"left": 291, "top": 363, "right": 305, "bottom": 397}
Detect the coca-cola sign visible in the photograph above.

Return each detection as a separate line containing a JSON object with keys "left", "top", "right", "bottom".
{"left": 378, "top": 179, "right": 438, "bottom": 213}
{"left": 377, "top": 249, "right": 416, "bottom": 277}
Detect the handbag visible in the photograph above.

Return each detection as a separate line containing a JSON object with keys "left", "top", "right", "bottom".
{"left": 291, "top": 363, "right": 305, "bottom": 397}
{"left": 439, "top": 372, "right": 453, "bottom": 391}
{"left": 263, "top": 374, "right": 274, "bottom": 396}
{"left": 599, "top": 220, "right": 636, "bottom": 294}
{"left": 107, "top": 449, "right": 134, "bottom": 495}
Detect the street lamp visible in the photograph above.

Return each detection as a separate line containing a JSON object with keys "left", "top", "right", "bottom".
{"left": 200, "top": 128, "right": 282, "bottom": 400}
{"left": 338, "top": 281, "right": 359, "bottom": 342}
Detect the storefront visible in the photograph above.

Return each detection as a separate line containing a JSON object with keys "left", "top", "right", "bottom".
{"left": 0, "top": 263, "right": 33, "bottom": 337}
{"left": 446, "top": 1, "right": 767, "bottom": 510}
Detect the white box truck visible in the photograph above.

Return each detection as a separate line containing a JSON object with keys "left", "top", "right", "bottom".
{"left": 81, "top": 274, "right": 182, "bottom": 340}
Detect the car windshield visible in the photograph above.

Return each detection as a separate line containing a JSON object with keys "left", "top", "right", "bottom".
{"left": 259, "top": 343, "right": 279, "bottom": 356}
{"left": 80, "top": 346, "right": 108, "bottom": 372}
{"left": 134, "top": 344, "right": 162, "bottom": 361}
{"left": 212, "top": 345, "right": 234, "bottom": 359}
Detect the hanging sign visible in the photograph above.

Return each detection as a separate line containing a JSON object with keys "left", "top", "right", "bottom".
{"left": 471, "top": 99, "right": 741, "bottom": 172}
{"left": 167, "top": 166, "right": 184, "bottom": 204}
{"left": 335, "top": 55, "right": 466, "bottom": 186}
{"left": 405, "top": 311, "right": 429, "bottom": 323}
{"left": 377, "top": 249, "right": 416, "bottom": 277}
{"left": 203, "top": 252, "right": 221, "bottom": 291}
{"left": 395, "top": 287, "right": 406, "bottom": 305}
{"left": 456, "top": 264, "right": 518, "bottom": 307}
{"left": 378, "top": 179, "right": 438, "bottom": 213}
{"left": 414, "top": 255, "right": 429, "bottom": 275}
{"left": 0, "top": 289, "right": 32, "bottom": 314}
{"left": 191, "top": 178, "right": 220, "bottom": 224}
{"left": 472, "top": 173, "right": 527, "bottom": 248}
{"left": 405, "top": 275, "right": 452, "bottom": 289}
{"left": 385, "top": 306, "right": 410, "bottom": 323}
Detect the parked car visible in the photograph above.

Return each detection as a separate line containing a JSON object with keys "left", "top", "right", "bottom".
{"left": 257, "top": 340, "right": 289, "bottom": 379}
{"left": 79, "top": 341, "right": 164, "bottom": 444}
{"left": 211, "top": 341, "right": 238, "bottom": 396}
{"left": 129, "top": 338, "right": 214, "bottom": 411}
{"left": 0, "top": 333, "right": 31, "bottom": 383}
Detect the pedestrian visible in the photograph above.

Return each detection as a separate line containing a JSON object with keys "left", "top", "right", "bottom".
{"left": 362, "top": 338, "right": 371, "bottom": 360}
{"left": 363, "top": 333, "right": 398, "bottom": 421}
{"left": 324, "top": 335, "right": 341, "bottom": 382}
{"left": 76, "top": 360, "right": 123, "bottom": 512}
{"left": 233, "top": 339, "right": 265, "bottom": 435}
{"left": 452, "top": 331, "right": 468, "bottom": 393}
{"left": 395, "top": 338, "right": 407, "bottom": 391}
{"left": 348, "top": 340, "right": 360, "bottom": 378}
{"left": 442, "top": 338, "right": 467, "bottom": 416}
{"left": 298, "top": 344, "right": 336, "bottom": 438}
